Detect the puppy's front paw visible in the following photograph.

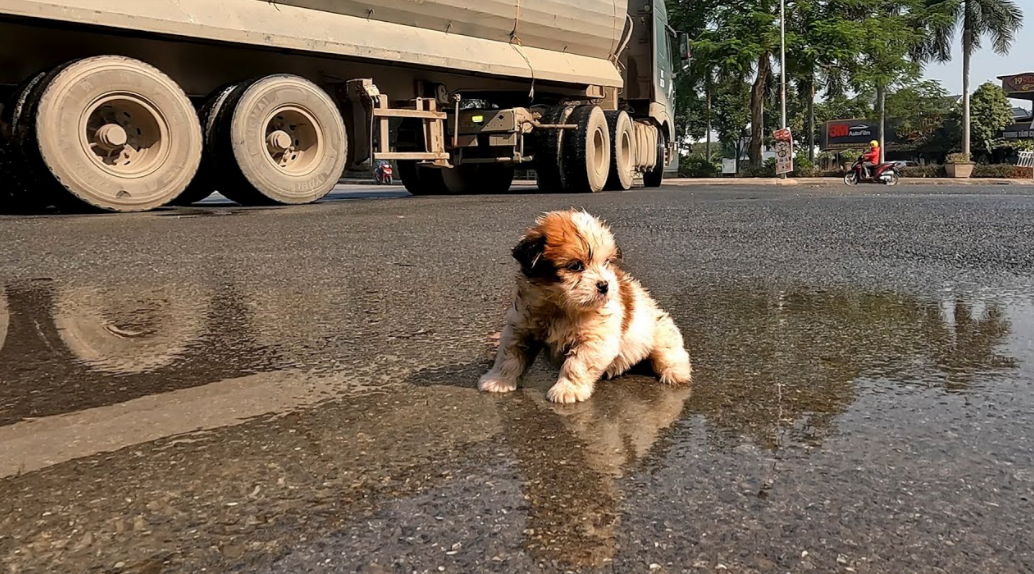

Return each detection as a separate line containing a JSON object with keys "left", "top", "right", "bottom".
{"left": 658, "top": 362, "right": 693, "bottom": 386}
{"left": 546, "top": 379, "right": 593, "bottom": 404}
{"left": 478, "top": 372, "right": 517, "bottom": 393}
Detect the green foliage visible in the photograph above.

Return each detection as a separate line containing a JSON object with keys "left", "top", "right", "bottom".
{"left": 946, "top": 152, "right": 972, "bottom": 164}
{"left": 900, "top": 164, "right": 1032, "bottom": 178}
{"left": 739, "top": 157, "right": 777, "bottom": 177}
{"left": 900, "top": 165, "right": 947, "bottom": 177}
{"left": 969, "top": 82, "right": 1016, "bottom": 155}
{"left": 792, "top": 155, "right": 820, "bottom": 177}
{"left": 971, "top": 164, "right": 1034, "bottom": 178}
{"left": 679, "top": 154, "right": 721, "bottom": 177}
{"left": 886, "top": 80, "right": 953, "bottom": 147}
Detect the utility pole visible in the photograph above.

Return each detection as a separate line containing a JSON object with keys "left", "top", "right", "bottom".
{"left": 780, "top": 0, "right": 786, "bottom": 131}
{"left": 779, "top": 0, "right": 787, "bottom": 178}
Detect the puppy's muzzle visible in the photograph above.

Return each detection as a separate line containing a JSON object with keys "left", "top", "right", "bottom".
{"left": 596, "top": 281, "right": 609, "bottom": 295}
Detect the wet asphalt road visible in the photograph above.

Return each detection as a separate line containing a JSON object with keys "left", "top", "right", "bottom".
{"left": 2, "top": 183, "right": 1034, "bottom": 574}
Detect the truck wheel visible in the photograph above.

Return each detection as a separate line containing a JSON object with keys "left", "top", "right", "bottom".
{"left": 215, "top": 75, "right": 347, "bottom": 206}
{"left": 172, "top": 82, "right": 245, "bottom": 205}
{"left": 561, "top": 105, "right": 610, "bottom": 193}
{"left": 535, "top": 105, "right": 573, "bottom": 192}
{"left": 1, "top": 68, "right": 73, "bottom": 212}
{"left": 16, "top": 56, "right": 202, "bottom": 212}
{"left": 643, "top": 129, "right": 666, "bottom": 188}
{"left": 396, "top": 119, "right": 449, "bottom": 195}
{"left": 603, "top": 110, "right": 634, "bottom": 191}
{"left": 441, "top": 164, "right": 515, "bottom": 194}
{"left": 397, "top": 162, "right": 449, "bottom": 195}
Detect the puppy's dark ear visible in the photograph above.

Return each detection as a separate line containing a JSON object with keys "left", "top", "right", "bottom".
{"left": 512, "top": 234, "right": 548, "bottom": 277}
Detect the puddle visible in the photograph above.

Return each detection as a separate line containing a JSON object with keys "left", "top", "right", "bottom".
{"left": 677, "top": 285, "right": 1019, "bottom": 451}
{"left": 0, "top": 279, "right": 1030, "bottom": 573}
{"left": 0, "top": 281, "right": 290, "bottom": 426}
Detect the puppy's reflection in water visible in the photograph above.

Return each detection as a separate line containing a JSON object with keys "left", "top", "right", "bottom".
{"left": 498, "top": 370, "right": 692, "bottom": 568}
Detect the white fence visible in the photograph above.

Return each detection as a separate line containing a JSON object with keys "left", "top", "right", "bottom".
{"left": 1019, "top": 151, "right": 1034, "bottom": 174}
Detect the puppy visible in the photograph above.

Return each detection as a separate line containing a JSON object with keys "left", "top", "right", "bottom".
{"left": 479, "top": 209, "right": 692, "bottom": 403}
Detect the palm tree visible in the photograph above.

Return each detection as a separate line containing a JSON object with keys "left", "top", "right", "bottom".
{"left": 927, "top": 0, "right": 1023, "bottom": 157}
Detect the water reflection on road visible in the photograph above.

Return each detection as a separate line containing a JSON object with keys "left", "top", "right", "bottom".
{"left": 0, "top": 279, "right": 1027, "bottom": 573}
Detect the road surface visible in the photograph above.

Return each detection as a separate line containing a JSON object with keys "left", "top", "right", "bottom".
{"left": 1, "top": 183, "right": 1033, "bottom": 573}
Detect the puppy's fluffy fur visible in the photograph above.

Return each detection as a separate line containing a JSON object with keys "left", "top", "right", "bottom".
{"left": 479, "top": 210, "right": 692, "bottom": 403}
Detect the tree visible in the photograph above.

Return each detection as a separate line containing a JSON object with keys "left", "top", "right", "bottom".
{"left": 885, "top": 79, "right": 952, "bottom": 148}
{"left": 784, "top": 0, "right": 865, "bottom": 160}
{"left": 968, "top": 81, "right": 1014, "bottom": 156}
{"left": 690, "top": 0, "right": 781, "bottom": 167}
{"left": 926, "top": 0, "right": 1024, "bottom": 157}
{"left": 711, "top": 79, "right": 753, "bottom": 171}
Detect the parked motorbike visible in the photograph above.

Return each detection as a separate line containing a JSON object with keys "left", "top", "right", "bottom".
{"left": 844, "top": 157, "right": 901, "bottom": 186}
{"left": 375, "top": 162, "right": 394, "bottom": 185}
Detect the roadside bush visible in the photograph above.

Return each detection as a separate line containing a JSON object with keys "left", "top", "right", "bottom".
{"left": 791, "top": 156, "right": 820, "bottom": 177}
{"left": 739, "top": 162, "right": 776, "bottom": 178}
{"left": 900, "top": 165, "right": 945, "bottom": 178}
{"left": 972, "top": 164, "right": 1034, "bottom": 178}
{"left": 679, "top": 154, "right": 720, "bottom": 178}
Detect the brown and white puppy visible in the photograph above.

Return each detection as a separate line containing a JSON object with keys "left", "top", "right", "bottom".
{"left": 479, "top": 209, "right": 692, "bottom": 403}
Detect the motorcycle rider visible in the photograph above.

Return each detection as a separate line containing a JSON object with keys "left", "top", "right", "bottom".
{"left": 861, "top": 140, "right": 880, "bottom": 180}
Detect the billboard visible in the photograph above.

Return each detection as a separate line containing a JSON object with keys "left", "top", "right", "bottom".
{"left": 822, "top": 120, "right": 880, "bottom": 150}
{"left": 1002, "top": 122, "right": 1034, "bottom": 140}
{"left": 1001, "top": 73, "right": 1034, "bottom": 98}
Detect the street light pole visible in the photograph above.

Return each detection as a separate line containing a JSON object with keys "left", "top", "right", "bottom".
{"left": 780, "top": 0, "right": 786, "bottom": 130}
{"left": 779, "top": 0, "right": 787, "bottom": 178}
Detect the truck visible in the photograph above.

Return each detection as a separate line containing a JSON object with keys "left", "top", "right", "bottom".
{"left": 0, "top": 0, "right": 688, "bottom": 212}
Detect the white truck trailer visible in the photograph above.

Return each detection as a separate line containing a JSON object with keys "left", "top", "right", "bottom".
{"left": 0, "top": 0, "right": 687, "bottom": 212}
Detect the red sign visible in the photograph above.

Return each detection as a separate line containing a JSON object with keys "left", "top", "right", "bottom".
{"left": 828, "top": 123, "right": 851, "bottom": 138}
{"left": 1002, "top": 73, "right": 1034, "bottom": 95}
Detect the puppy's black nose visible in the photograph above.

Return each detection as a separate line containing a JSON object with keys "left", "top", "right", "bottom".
{"left": 596, "top": 281, "right": 609, "bottom": 295}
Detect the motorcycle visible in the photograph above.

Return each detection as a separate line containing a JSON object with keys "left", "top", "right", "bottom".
{"left": 375, "top": 162, "right": 394, "bottom": 185}
{"left": 844, "top": 157, "right": 902, "bottom": 186}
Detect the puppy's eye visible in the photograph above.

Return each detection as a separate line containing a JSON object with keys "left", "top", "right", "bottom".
{"left": 566, "top": 261, "right": 585, "bottom": 272}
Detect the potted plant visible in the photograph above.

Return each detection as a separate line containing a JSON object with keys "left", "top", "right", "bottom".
{"left": 945, "top": 153, "right": 974, "bottom": 178}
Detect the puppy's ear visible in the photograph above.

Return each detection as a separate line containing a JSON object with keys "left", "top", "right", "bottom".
{"left": 614, "top": 245, "right": 623, "bottom": 260}
{"left": 512, "top": 233, "right": 549, "bottom": 277}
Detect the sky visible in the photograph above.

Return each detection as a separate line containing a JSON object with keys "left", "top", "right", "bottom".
{"left": 922, "top": 0, "right": 1034, "bottom": 111}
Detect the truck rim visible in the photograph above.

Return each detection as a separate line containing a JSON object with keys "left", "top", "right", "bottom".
{"left": 82, "top": 94, "right": 169, "bottom": 178}
{"left": 263, "top": 106, "right": 323, "bottom": 176}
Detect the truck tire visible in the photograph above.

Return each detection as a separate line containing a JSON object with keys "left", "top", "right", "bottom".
{"left": 643, "top": 128, "right": 666, "bottom": 188}
{"left": 214, "top": 75, "right": 347, "bottom": 206}
{"left": 172, "top": 82, "right": 245, "bottom": 205}
{"left": 561, "top": 105, "right": 610, "bottom": 193}
{"left": 535, "top": 105, "right": 572, "bottom": 192}
{"left": 15, "top": 56, "right": 202, "bottom": 212}
{"left": 396, "top": 119, "right": 449, "bottom": 195}
{"left": 2, "top": 67, "right": 73, "bottom": 212}
{"left": 441, "top": 164, "right": 515, "bottom": 194}
{"left": 397, "top": 162, "right": 449, "bottom": 195}
{"left": 603, "top": 110, "right": 634, "bottom": 191}
{"left": 1, "top": 72, "right": 51, "bottom": 212}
